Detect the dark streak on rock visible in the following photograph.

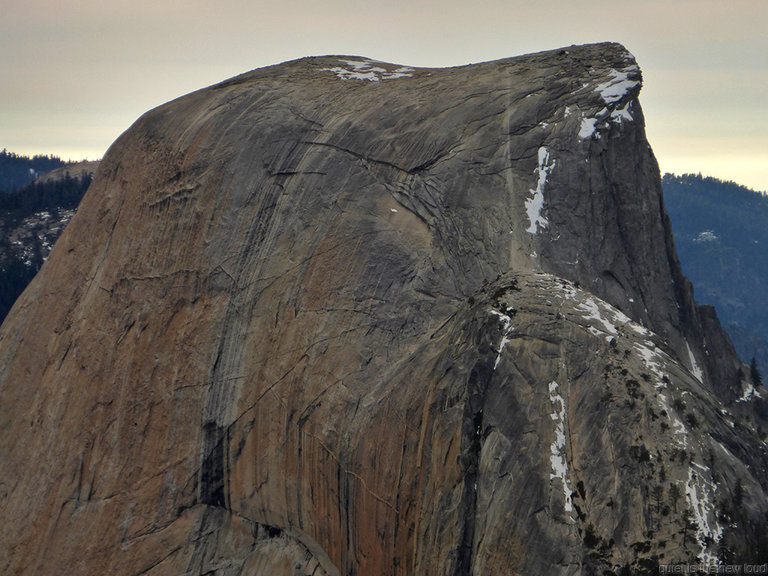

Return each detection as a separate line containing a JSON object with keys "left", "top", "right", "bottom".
{"left": 456, "top": 315, "right": 498, "bottom": 576}
{"left": 200, "top": 421, "right": 227, "bottom": 508}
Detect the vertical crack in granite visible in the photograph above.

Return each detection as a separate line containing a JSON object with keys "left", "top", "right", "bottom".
{"left": 200, "top": 421, "right": 228, "bottom": 508}
{"left": 456, "top": 317, "right": 498, "bottom": 575}
{"left": 196, "top": 173, "right": 295, "bottom": 512}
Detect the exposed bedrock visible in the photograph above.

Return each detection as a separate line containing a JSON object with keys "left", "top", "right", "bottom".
{"left": 1, "top": 43, "right": 766, "bottom": 574}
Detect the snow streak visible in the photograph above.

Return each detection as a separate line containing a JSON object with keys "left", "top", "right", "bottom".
{"left": 490, "top": 310, "right": 514, "bottom": 370}
{"left": 548, "top": 380, "right": 573, "bottom": 513}
{"left": 525, "top": 147, "right": 554, "bottom": 234}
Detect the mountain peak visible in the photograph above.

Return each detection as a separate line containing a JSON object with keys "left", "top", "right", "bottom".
{"left": 1, "top": 43, "right": 765, "bottom": 574}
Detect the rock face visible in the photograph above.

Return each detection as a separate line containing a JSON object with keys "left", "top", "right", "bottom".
{"left": 1, "top": 43, "right": 767, "bottom": 574}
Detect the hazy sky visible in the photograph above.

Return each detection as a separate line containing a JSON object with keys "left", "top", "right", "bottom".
{"left": 2, "top": 0, "right": 766, "bottom": 191}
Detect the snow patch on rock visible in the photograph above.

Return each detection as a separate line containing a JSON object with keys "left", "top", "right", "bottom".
{"left": 548, "top": 380, "right": 573, "bottom": 513}
{"left": 685, "top": 466, "right": 723, "bottom": 563}
{"left": 576, "top": 296, "right": 620, "bottom": 338}
{"left": 633, "top": 340, "right": 667, "bottom": 385}
{"left": 596, "top": 66, "right": 640, "bottom": 104}
{"left": 738, "top": 379, "right": 762, "bottom": 402}
{"left": 578, "top": 117, "right": 598, "bottom": 140}
{"left": 610, "top": 102, "right": 633, "bottom": 123}
{"left": 525, "top": 147, "right": 554, "bottom": 234}
{"left": 323, "top": 59, "right": 414, "bottom": 82}
{"left": 490, "top": 309, "right": 515, "bottom": 370}
{"left": 685, "top": 340, "right": 704, "bottom": 383}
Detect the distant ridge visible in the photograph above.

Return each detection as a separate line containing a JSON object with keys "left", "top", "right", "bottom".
{"left": 33, "top": 159, "right": 100, "bottom": 185}
{"left": 663, "top": 172, "right": 768, "bottom": 374}
{"left": 0, "top": 149, "right": 67, "bottom": 193}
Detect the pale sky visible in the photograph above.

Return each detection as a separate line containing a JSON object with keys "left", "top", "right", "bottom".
{"left": 2, "top": 0, "right": 766, "bottom": 191}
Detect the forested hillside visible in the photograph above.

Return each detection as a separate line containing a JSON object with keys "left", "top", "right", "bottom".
{"left": 663, "top": 173, "right": 768, "bottom": 373}
{"left": 0, "top": 149, "right": 67, "bottom": 193}
{"left": 0, "top": 170, "right": 91, "bottom": 321}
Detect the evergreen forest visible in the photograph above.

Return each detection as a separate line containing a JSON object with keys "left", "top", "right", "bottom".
{"left": 0, "top": 158, "right": 92, "bottom": 322}
{"left": 0, "top": 149, "right": 67, "bottom": 194}
{"left": 662, "top": 173, "right": 768, "bottom": 373}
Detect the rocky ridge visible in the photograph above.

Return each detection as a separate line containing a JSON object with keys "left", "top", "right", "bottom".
{"left": 0, "top": 43, "right": 766, "bottom": 574}
{"left": 31, "top": 159, "right": 100, "bottom": 185}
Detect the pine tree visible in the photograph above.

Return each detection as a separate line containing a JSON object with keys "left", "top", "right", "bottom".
{"left": 751, "top": 357, "right": 763, "bottom": 387}
{"left": 669, "top": 483, "right": 681, "bottom": 513}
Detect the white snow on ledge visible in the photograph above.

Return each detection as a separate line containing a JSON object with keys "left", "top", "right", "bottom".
{"left": 577, "top": 101, "right": 634, "bottom": 142}
{"left": 596, "top": 66, "right": 640, "bottom": 104}
{"left": 578, "top": 117, "right": 598, "bottom": 140}
{"left": 737, "top": 380, "right": 763, "bottom": 402}
{"left": 610, "top": 102, "right": 633, "bottom": 123}
{"left": 490, "top": 309, "right": 514, "bottom": 370}
{"left": 686, "top": 466, "right": 723, "bottom": 564}
{"left": 322, "top": 59, "right": 414, "bottom": 82}
{"left": 525, "top": 147, "right": 555, "bottom": 234}
{"left": 685, "top": 341, "right": 704, "bottom": 383}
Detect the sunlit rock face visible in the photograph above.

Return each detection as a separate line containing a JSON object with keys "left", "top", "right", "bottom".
{"left": 1, "top": 42, "right": 767, "bottom": 575}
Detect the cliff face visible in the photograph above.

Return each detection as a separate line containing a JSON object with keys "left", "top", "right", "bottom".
{"left": 1, "top": 43, "right": 767, "bottom": 575}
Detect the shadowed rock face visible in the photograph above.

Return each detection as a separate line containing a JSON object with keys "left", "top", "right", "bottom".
{"left": 1, "top": 43, "right": 767, "bottom": 575}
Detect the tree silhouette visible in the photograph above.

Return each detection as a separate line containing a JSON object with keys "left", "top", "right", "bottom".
{"left": 752, "top": 357, "right": 764, "bottom": 387}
